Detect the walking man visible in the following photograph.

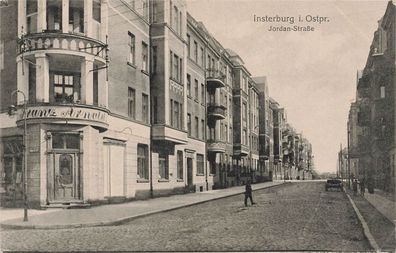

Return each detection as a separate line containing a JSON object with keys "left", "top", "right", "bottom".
{"left": 244, "top": 180, "right": 256, "bottom": 207}
{"left": 360, "top": 178, "right": 365, "bottom": 196}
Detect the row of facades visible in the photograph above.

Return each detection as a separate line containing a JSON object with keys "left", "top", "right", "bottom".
{"left": 343, "top": 1, "right": 396, "bottom": 194}
{"left": 0, "top": 0, "right": 314, "bottom": 208}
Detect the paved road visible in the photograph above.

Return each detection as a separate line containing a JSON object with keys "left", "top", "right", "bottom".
{"left": 1, "top": 182, "right": 371, "bottom": 251}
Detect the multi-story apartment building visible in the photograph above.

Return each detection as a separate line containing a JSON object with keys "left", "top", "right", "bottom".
{"left": 0, "top": 0, "right": 154, "bottom": 207}
{"left": 349, "top": 1, "right": 395, "bottom": 193}
{"left": 270, "top": 99, "right": 284, "bottom": 180}
{"left": 254, "top": 76, "right": 273, "bottom": 181}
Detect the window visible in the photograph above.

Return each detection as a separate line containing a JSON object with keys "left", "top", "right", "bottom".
{"left": 69, "top": 2, "right": 84, "bottom": 33}
{"left": 151, "top": 46, "right": 157, "bottom": 74}
{"left": 143, "top": 0, "right": 149, "bottom": 20}
{"left": 173, "top": 5, "right": 178, "bottom": 33}
{"left": 28, "top": 64, "right": 36, "bottom": 103}
{"left": 142, "top": 94, "right": 148, "bottom": 123}
{"left": 128, "top": 88, "right": 136, "bottom": 119}
{"left": 201, "top": 83, "right": 205, "bottom": 103}
{"left": 174, "top": 100, "right": 179, "bottom": 128}
{"left": 52, "top": 133, "right": 80, "bottom": 149}
{"left": 177, "top": 151, "right": 183, "bottom": 179}
{"left": 128, "top": 32, "right": 135, "bottom": 65}
{"left": 380, "top": 86, "right": 385, "bottom": 98}
{"left": 93, "top": 0, "right": 101, "bottom": 22}
{"left": 229, "top": 126, "right": 232, "bottom": 143}
{"left": 26, "top": 0, "right": 38, "bottom": 33}
{"left": 194, "top": 41, "right": 198, "bottom": 62}
{"left": 187, "top": 113, "right": 191, "bottom": 136}
{"left": 220, "top": 123, "right": 223, "bottom": 140}
{"left": 137, "top": 144, "right": 149, "bottom": 179}
{"left": 187, "top": 74, "right": 191, "bottom": 97}
{"left": 194, "top": 79, "right": 199, "bottom": 100}
{"left": 93, "top": 68, "right": 98, "bottom": 105}
{"left": 242, "top": 103, "right": 247, "bottom": 121}
{"left": 151, "top": 1, "right": 157, "bottom": 23}
{"left": 142, "top": 42, "right": 148, "bottom": 72}
{"left": 200, "top": 47, "right": 204, "bottom": 66}
{"left": 53, "top": 73, "right": 79, "bottom": 103}
{"left": 187, "top": 34, "right": 191, "bottom": 58}
{"left": 197, "top": 154, "right": 204, "bottom": 175}
{"left": 225, "top": 124, "right": 228, "bottom": 142}
{"left": 47, "top": 0, "right": 62, "bottom": 31}
{"left": 159, "top": 154, "right": 169, "bottom": 179}
{"left": 195, "top": 117, "right": 199, "bottom": 138}
{"left": 170, "top": 52, "right": 181, "bottom": 82}
{"left": 201, "top": 119, "right": 205, "bottom": 140}
{"left": 170, "top": 99, "right": 173, "bottom": 125}
{"left": 242, "top": 129, "right": 246, "bottom": 145}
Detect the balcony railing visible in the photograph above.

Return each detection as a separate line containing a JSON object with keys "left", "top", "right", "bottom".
{"left": 207, "top": 103, "right": 226, "bottom": 120}
{"left": 18, "top": 32, "right": 107, "bottom": 60}
{"left": 206, "top": 69, "right": 226, "bottom": 89}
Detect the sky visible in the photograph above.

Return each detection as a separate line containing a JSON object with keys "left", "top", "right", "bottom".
{"left": 187, "top": 0, "right": 389, "bottom": 173}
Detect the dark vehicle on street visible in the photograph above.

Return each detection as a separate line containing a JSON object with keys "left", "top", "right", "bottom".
{"left": 325, "top": 179, "right": 343, "bottom": 191}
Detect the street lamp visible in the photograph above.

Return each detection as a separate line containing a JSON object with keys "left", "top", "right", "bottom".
{"left": 8, "top": 90, "right": 28, "bottom": 222}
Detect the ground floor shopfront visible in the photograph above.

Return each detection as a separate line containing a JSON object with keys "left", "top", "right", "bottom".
{"left": 0, "top": 106, "right": 215, "bottom": 208}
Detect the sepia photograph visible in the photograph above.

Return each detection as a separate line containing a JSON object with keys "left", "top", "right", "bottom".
{"left": 0, "top": 0, "right": 395, "bottom": 252}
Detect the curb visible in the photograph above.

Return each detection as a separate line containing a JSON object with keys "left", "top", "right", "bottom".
{"left": 344, "top": 190, "right": 380, "bottom": 252}
{"left": 1, "top": 182, "right": 288, "bottom": 230}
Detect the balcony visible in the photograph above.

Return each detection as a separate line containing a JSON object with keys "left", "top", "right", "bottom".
{"left": 152, "top": 125, "right": 188, "bottom": 145}
{"left": 18, "top": 32, "right": 107, "bottom": 61}
{"left": 206, "top": 69, "right": 226, "bottom": 89}
{"left": 207, "top": 103, "right": 227, "bottom": 120}
{"left": 207, "top": 140, "right": 226, "bottom": 153}
{"left": 233, "top": 144, "right": 249, "bottom": 157}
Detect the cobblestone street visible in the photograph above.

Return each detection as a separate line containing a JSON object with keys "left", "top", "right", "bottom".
{"left": 1, "top": 182, "right": 371, "bottom": 252}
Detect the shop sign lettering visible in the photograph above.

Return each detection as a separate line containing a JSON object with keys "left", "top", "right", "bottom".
{"left": 20, "top": 106, "right": 108, "bottom": 123}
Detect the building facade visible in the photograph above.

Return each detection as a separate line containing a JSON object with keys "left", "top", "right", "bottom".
{"left": 348, "top": 1, "right": 396, "bottom": 194}
{"left": 0, "top": 0, "right": 315, "bottom": 208}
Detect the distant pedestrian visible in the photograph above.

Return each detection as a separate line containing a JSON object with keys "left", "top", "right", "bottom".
{"left": 244, "top": 180, "right": 256, "bottom": 207}
{"left": 360, "top": 179, "right": 365, "bottom": 196}
{"left": 353, "top": 179, "right": 358, "bottom": 196}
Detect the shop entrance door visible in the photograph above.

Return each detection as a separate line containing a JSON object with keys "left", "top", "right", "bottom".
{"left": 52, "top": 152, "right": 80, "bottom": 202}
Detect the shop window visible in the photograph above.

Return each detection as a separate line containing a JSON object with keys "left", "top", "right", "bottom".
{"left": 1, "top": 138, "right": 23, "bottom": 202}
{"left": 52, "top": 73, "right": 80, "bottom": 103}
{"left": 159, "top": 154, "right": 169, "bottom": 180}
{"left": 137, "top": 144, "right": 149, "bottom": 179}
{"left": 52, "top": 133, "right": 80, "bottom": 149}
{"left": 47, "top": 0, "right": 62, "bottom": 31}
{"left": 197, "top": 154, "right": 204, "bottom": 175}
{"left": 177, "top": 151, "right": 183, "bottom": 179}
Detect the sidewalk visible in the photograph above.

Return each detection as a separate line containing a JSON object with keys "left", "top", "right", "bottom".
{"left": 363, "top": 189, "right": 396, "bottom": 225}
{"left": 0, "top": 181, "right": 285, "bottom": 230}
